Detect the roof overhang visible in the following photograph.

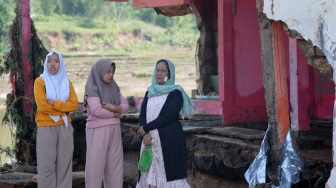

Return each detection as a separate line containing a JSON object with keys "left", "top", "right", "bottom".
{"left": 132, "top": 0, "right": 190, "bottom": 8}
{"left": 105, "top": 0, "right": 192, "bottom": 17}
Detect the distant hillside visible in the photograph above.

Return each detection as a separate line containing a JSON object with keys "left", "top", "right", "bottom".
{"left": 1, "top": 1, "right": 199, "bottom": 55}
{"left": 32, "top": 14, "right": 199, "bottom": 54}
{"left": 0, "top": 2, "right": 199, "bottom": 97}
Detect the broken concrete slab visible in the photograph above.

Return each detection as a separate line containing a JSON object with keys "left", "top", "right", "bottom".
{"left": 207, "top": 126, "right": 266, "bottom": 140}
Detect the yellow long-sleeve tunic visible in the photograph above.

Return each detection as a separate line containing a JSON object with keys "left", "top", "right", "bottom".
{"left": 34, "top": 77, "right": 78, "bottom": 126}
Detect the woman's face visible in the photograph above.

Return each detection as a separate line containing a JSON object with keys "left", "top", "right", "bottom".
{"left": 155, "top": 62, "right": 169, "bottom": 85}
{"left": 47, "top": 53, "right": 60, "bottom": 75}
{"left": 103, "top": 65, "right": 115, "bottom": 84}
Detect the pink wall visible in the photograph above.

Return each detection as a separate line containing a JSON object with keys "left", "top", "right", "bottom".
{"left": 217, "top": 0, "right": 268, "bottom": 124}
{"left": 232, "top": 0, "right": 265, "bottom": 107}
{"left": 222, "top": 0, "right": 333, "bottom": 124}
{"left": 289, "top": 38, "right": 311, "bottom": 130}
{"left": 310, "top": 69, "right": 335, "bottom": 120}
{"left": 133, "top": 97, "right": 223, "bottom": 115}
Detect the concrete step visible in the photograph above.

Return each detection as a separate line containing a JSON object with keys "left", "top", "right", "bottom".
{"left": 208, "top": 126, "right": 265, "bottom": 140}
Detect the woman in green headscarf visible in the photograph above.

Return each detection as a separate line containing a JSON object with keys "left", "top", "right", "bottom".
{"left": 137, "top": 59, "right": 194, "bottom": 187}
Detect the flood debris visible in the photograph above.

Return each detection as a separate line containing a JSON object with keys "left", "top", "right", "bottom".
{"left": 244, "top": 124, "right": 271, "bottom": 187}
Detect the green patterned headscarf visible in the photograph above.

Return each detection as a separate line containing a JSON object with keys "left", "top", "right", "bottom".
{"left": 147, "top": 59, "right": 194, "bottom": 118}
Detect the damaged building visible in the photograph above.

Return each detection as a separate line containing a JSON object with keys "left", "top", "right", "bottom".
{"left": 1, "top": 0, "right": 336, "bottom": 187}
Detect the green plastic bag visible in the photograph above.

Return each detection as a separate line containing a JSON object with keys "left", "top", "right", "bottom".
{"left": 138, "top": 145, "right": 153, "bottom": 172}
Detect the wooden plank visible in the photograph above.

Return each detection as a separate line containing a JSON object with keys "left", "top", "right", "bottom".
{"left": 272, "top": 21, "right": 290, "bottom": 142}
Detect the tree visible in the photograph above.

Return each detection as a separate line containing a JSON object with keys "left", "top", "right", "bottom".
{"left": 109, "top": 2, "right": 129, "bottom": 29}
{"left": 0, "top": 0, "right": 14, "bottom": 53}
{"left": 1, "top": 1, "right": 47, "bottom": 165}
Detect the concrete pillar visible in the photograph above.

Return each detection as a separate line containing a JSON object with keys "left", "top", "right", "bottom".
{"left": 258, "top": 13, "right": 290, "bottom": 182}
{"left": 218, "top": 0, "right": 233, "bottom": 104}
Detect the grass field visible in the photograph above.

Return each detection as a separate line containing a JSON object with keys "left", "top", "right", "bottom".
{"left": 30, "top": 14, "right": 199, "bottom": 100}
{"left": 65, "top": 49, "right": 197, "bottom": 102}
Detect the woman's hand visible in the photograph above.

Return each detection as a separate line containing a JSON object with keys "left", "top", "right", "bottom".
{"left": 103, "top": 103, "right": 121, "bottom": 118}
{"left": 32, "top": 175, "right": 38, "bottom": 183}
{"left": 47, "top": 99, "right": 54, "bottom": 106}
{"left": 138, "top": 126, "right": 146, "bottom": 136}
{"left": 103, "top": 102, "right": 123, "bottom": 113}
{"left": 102, "top": 102, "right": 115, "bottom": 111}
{"left": 113, "top": 112, "right": 121, "bottom": 118}
{"left": 139, "top": 126, "right": 151, "bottom": 145}
{"left": 143, "top": 133, "right": 152, "bottom": 146}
